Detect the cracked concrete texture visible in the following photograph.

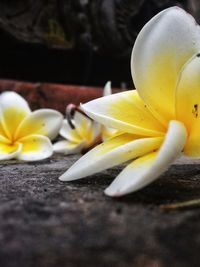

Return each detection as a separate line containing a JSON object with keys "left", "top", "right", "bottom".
{"left": 0, "top": 154, "right": 200, "bottom": 267}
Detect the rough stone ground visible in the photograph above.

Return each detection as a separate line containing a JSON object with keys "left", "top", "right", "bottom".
{"left": 0, "top": 154, "right": 200, "bottom": 267}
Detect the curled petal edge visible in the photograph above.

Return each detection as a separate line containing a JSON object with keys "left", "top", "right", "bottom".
{"left": 105, "top": 120, "right": 187, "bottom": 197}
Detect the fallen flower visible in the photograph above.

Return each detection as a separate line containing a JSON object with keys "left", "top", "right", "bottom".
{"left": 0, "top": 91, "right": 63, "bottom": 161}
{"left": 53, "top": 81, "right": 120, "bottom": 155}
{"left": 53, "top": 104, "right": 101, "bottom": 155}
{"left": 59, "top": 7, "right": 200, "bottom": 196}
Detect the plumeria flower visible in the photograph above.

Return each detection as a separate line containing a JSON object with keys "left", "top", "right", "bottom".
{"left": 0, "top": 91, "right": 63, "bottom": 161}
{"left": 53, "top": 104, "right": 101, "bottom": 155}
{"left": 59, "top": 7, "right": 200, "bottom": 197}
{"left": 53, "top": 82, "right": 119, "bottom": 155}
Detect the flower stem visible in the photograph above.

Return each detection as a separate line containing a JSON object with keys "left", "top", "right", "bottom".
{"left": 66, "top": 104, "right": 92, "bottom": 129}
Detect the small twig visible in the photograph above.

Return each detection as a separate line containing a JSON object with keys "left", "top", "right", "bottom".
{"left": 160, "top": 198, "right": 200, "bottom": 210}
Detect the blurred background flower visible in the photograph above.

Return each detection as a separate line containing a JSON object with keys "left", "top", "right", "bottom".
{"left": 53, "top": 81, "right": 122, "bottom": 155}
{"left": 53, "top": 104, "right": 101, "bottom": 155}
{"left": 0, "top": 91, "right": 63, "bottom": 161}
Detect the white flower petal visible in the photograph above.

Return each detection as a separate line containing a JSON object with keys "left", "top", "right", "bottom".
{"left": 17, "top": 134, "right": 53, "bottom": 161}
{"left": 73, "top": 111, "right": 92, "bottom": 135}
{"left": 105, "top": 120, "right": 187, "bottom": 197}
{"left": 82, "top": 90, "right": 165, "bottom": 137}
{"left": 101, "top": 81, "right": 122, "bottom": 141}
{"left": 0, "top": 91, "right": 31, "bottom": 138}
{"left": 89, "top": 122, "right": 101, "bottom": 142}
{"left": 103, "top": 81, "right": 112, "bottom": 96}
{"left": 131, "top": 7, "right": 200, "bottom": 125}
{"left": 176, "top": 53, "right": 200, "bottom": 156}
{"left": 102, "top": 126, "right": 122, "bottom": 141}
{"left": 73, "top": 111, "right": 101, "bottom": 144}
{"left": 15, "top": 109, "right": 63, "bottom": 140}
{"left": 0, "top": 118, "right": 8, "bottom": 139}
{"left": 53, "top": 140, "right": 86, "bottom": 155}
{"left": 60, "top": 120, "right": 82, "bottom": 143}
{"left": 59, "top": 133, "right": 163, "bottom": 181}
{"left": 0, "top": 142, "right": 22, "bottom": 160}
{"left": 0, "top": 134, "right": 10, "bottom": 144}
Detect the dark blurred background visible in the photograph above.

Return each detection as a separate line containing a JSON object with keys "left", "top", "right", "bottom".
{"left": 0, "top": 0, "right": 199, "bottom": 88}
